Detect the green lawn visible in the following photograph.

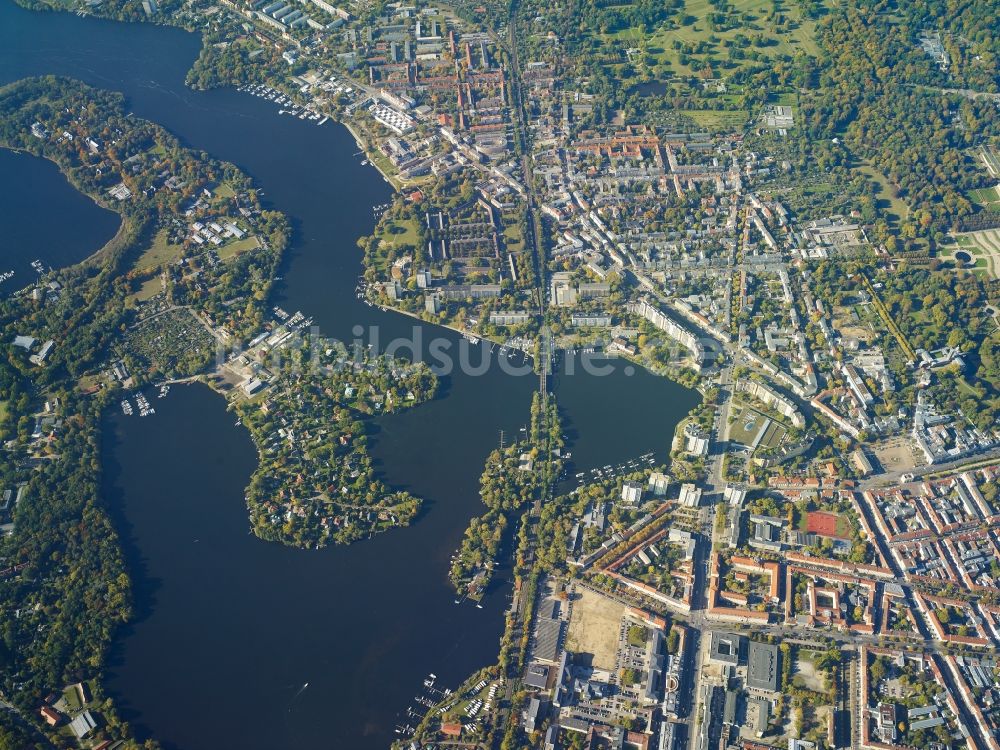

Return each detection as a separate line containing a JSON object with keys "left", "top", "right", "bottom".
{"left": 596, "top": 0, "right": 820, "bottom": 85}
{"left": 854, "top": 163, "right": 908, "bottom": 226}
{"left": 134, "top": 228, "right": 183, "bottom": 272}
{"left": 130, "top": 275, "right": 164, "bottom": 303}
{"left": 213, "top": 182, "right": 236, "bottom": 200}
{"left": 60, "top": 687, "right": 81, "bottom": 712}
{"left": 502, "top": 223, "right": 525, "bottom": 252}
{"left": 379, "top": 217, "right": 422, "bottom": 249}
{"left": 217, "top": 236, "right": 261, "bottom": 261}
{"left": 678, "top": 108, "right": 751, "bottom": 131}
{"left": 773, "top": 90, "right": 798, "bottom": 107}
{"left": 728, "top": 404, "right": 768, "bottom": 445}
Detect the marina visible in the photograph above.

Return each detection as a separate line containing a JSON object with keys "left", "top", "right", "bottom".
{"left": 238, "top": 83, "right": 328, "bottom": 125}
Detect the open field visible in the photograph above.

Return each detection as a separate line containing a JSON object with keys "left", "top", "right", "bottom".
{"left": 729, "top": 404, "right": 767, "bottom": 446}
{"left": 855, "top": 162, "right": 909, "bottom": 226}
{"left": 502, "top": 221, "right": 525, "bottom": 253}
{"left": 602, "top": 0, "right": 819, "bottom": 75}
{"left": 213, "top": 182, "right": 236, "bottom": 200}
{"left": 217, "top": 236, "right": 261, "bottom": 261}
{"left": 128, "top": 275, "right": 164, "bottom": 304}
{"left": 678, "top": 108, "right": 751, "bottom": 131}
{"left": 870, "top": 436, "right": 920, "bottom": 474}
{"left": 565, "top": 587, "right": 626, "bottom": 671}
{"left": 379, "top": 217, "right": 423, "bottom": 250}
{"left": 134, "top": 227, "right": 183, "bottom": 272}
{"left": 793, "top": 651, "right": 827, "bottom": 692}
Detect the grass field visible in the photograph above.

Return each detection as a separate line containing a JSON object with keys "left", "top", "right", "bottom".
{"left": 213, "top": 182, "right": 236, "bottom": 200}
{"left": 129, "top": 275, "right": 164, "bottom": 303}
{"left": 379, "top": 217, "right": 423, "bottom": 249}
{"left": 217, "top": 236, "right": 261, "bottom": 261}
{"left": 728, "top": 403, "right": 786, "bottom": 449}
{"left": 729, "top": 404, "right": 765, "bottom": 446}
{"left": 854, "top": 162, "right": 908, "bottom": 226}
{"left": 502, "top": 222, "right": 525, "bottom": 253}
{"left": 678, "top": 108, "right": 751, "bottom": 130}
{"left": 596, "top": 0, "right": 819, "bottom": 88}
{"left": 134, "top": 228, "right": 183, "bottom": 272}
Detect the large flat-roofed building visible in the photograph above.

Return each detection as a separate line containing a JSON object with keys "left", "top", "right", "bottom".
{"left": 708, "top": 631, "right": 746, "bottom": 666}
{"left": 531, "top": 598, "right": 564, "bottom": 664}
{"left": 747, "top": 641, "right": 781, "bottom": 692}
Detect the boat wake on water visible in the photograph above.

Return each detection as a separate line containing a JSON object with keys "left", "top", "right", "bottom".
{"left": 287, "top": 681, "right": 310, "bottom": 709}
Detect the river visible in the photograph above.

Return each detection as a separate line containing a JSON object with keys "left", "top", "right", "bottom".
{"left": 0, "top": 2, "right": 699, "bottom": 748}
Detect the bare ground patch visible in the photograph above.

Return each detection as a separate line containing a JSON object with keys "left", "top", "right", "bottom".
{"left": 565, "top": 587, "right": 627, "bottom": 671}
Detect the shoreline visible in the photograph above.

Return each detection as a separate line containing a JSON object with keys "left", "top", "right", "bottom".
{"left": 0, "top": 143, "right": 128, "bottom": 279}
{"left": 342, "top": 119, "right": 403, "bottom": 191}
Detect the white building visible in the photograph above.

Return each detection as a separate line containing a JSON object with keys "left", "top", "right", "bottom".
{"left": 679, "top": 483, "right": 703, "bottom": 508}
{"left": 621, "top": 482, "right": 644, "bottom": 505}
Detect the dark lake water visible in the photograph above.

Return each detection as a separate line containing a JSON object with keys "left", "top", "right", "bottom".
{"left": 0, "top": 2, "right": 699, "bottom": 747}
{"left": 0, "top": 148, "right": 120, "bottom": 293}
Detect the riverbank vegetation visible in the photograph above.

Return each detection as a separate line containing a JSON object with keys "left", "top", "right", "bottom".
{"left": 236, "top": 335, "right": 437, "bottom": 547}
{"left": 449, "top": 393, "right": 564, "bottom": 598}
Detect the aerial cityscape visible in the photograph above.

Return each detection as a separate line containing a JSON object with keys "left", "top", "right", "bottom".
{"left": 0, "top": 0, "right": 998, "bottom": 747}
